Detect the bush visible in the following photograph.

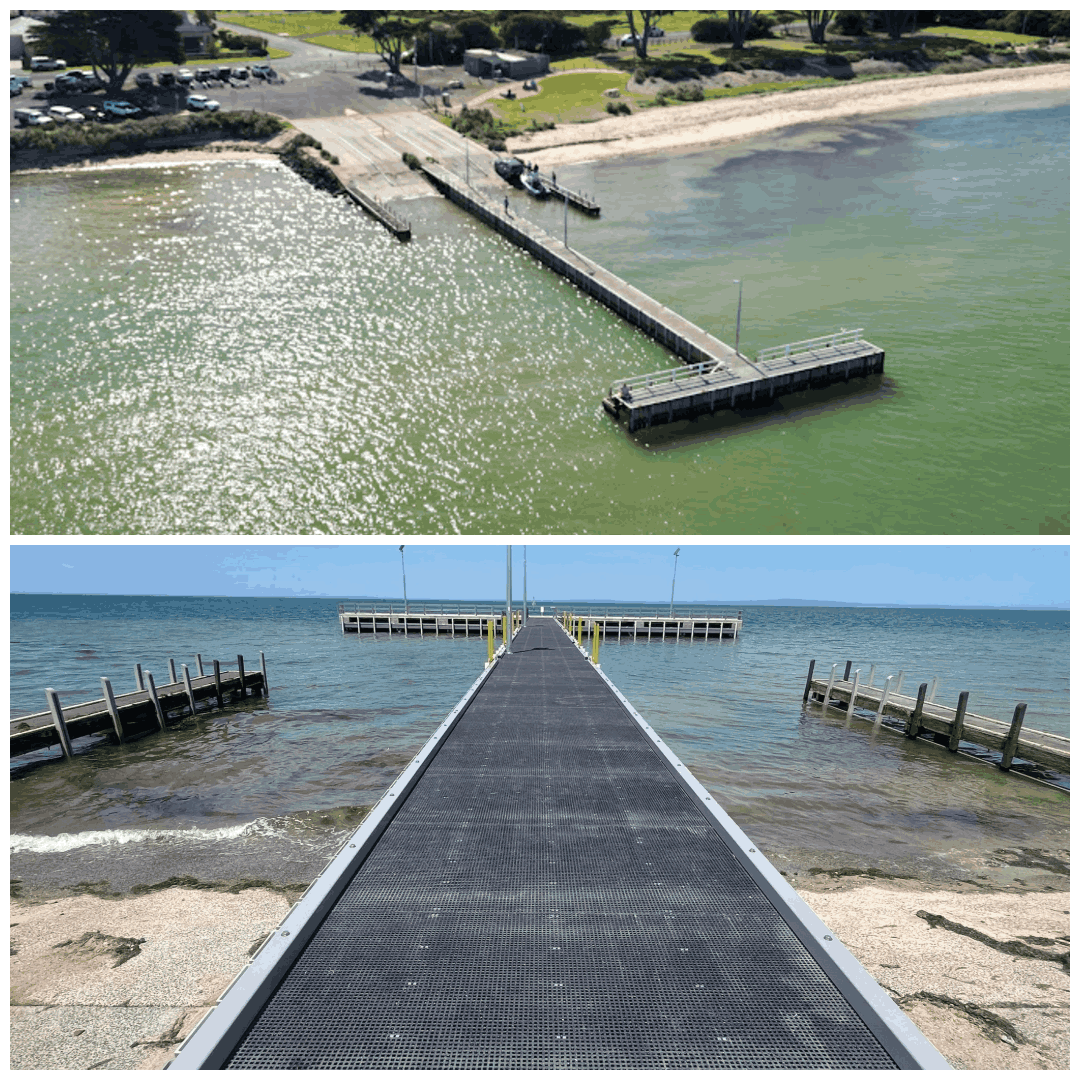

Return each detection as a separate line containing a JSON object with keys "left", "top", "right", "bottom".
{"left": 584, "top": 19, "right": 617, "bottom": 51}
{"left": 653, "top": 89, "right": 670, "bottom": 105}
{"left": 450, "top": 104, "right": 514, "bottom": 151}
{"left": 832, "top": 11, "right": 867, "bottom": 36}
{"left": 673, "top": 81, "right": 704, "bottom": 101}
{"left": 216, "top": 29, "right": 268, "bottom": 56}
{"left": 604, "top": 99, "right": 631, "bottom": 115}
{"left": 691, "top": 13, "right": 774, "bottom": 43}
{"left": 402, "top": 151, "right": 421, "bottom": 169}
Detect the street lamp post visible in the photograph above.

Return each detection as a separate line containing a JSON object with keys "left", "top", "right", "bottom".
{"left": 669, "top": 547, "right": 680, "bottom": 618}
{"left": 505, "top": 545, "right": 513, "bottom": 654}
{"left": 733, "top": 278, "right": 743, "bottom": 357}
{"left": 399, "top": 544, "right": 408, "bottom": 615}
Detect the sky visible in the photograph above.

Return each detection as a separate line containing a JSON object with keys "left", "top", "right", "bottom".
{"left": 8, "top": 543, "right": 1069, "bottom": 608}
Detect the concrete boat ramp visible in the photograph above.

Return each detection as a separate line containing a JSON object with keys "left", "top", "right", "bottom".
{"left": 169, "top": 619, "right": 946, "bottom": 1069}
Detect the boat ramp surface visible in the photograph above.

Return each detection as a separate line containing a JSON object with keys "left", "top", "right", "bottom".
{"left": 169, "top": 618, "right": 947, "bottom": 1070}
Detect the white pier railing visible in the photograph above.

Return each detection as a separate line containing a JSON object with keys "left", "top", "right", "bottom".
{"left": 609, "top": 359, "right": 730, "bottom": 399}
{"left": 757, "top": 328, "right": 866, "bottom": 365}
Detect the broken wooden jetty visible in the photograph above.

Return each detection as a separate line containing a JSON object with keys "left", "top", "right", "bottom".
{"left": 803, "top": 659, "right": 1069, "bottom": 778}
{"left": 10, "top": 653, "right": 267, "bottom": 762}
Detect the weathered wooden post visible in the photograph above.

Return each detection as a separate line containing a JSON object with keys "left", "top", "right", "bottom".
{"left": 928, "top": 677, "right": 939, "bottom": 704}
{"left": 45, "top": 688, "right": 74, "bottom": 760}
{"left": 100, "top": 677, "right": 124, "bottom": 743}
{"left": 260, "top": 652, "right": 268, "bottom": 698}
{"left": 182, "top": 664, "right": 198, "bottom": 717}
{"left": 843, "top": 660, "right": 852, "bottom": 682}
{"left": 146, "top": 672, "right": 167, "bottom": 732}
{"left": 213, "top": 659, "right": 223, "bottom": 709}
{"left": 134, "top": 663, "right": 144, "bottom": 690}
{"left": 867, "top": 664, "right": 876, "bottom": 688}
{"left": 196, "top": 653, "right": 205, "bottom": 677}
{"left": 998, "top": 703, "right": 1028, "bottom": 770}
{"left": 895, "top": 670, "right": 905, "bottom": 697}
{"left": 873, "top": 676, "right": 894, "bottom": 728}
{"left": 822, "top": 663, "right": 838, "bottom": 710}
{"left": 169, "top": 658, "right": 178, "bottom": 685}
{"left": 948, "top": 691, "right": 969, "bottom": 753}
{"left": 845, "top": 670, "right": 860, "bottom": 722}
{"left": 237, "top": 655, "right": 247, "bottom": 698}
{"left": 802, "top": 659, "right": 816, "bottom": 702}
{"left": 906, "top": 683, "right": 928, "bottom": 738}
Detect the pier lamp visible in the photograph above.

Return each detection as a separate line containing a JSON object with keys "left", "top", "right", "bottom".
{"left": 733, "top": 279, "right": 743, "bottom": 358}
{"left": 670, "top": 548, "right": 680, "bottom": 618}
{"left": 399, "top": 544, "right": 408, "bottom": 614}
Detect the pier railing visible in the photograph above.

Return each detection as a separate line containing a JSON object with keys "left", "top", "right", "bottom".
{"left": 757, "top": 328, "right": 865, "bottom": 364}
{"left": 609, "top": 359, "right": 729, "bottom": 398}
{"left": 339, "top": 602, "right": 509, "bottom": 616}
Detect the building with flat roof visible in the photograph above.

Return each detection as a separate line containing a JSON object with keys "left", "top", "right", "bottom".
{"left": 463, "top": 49, "right": 549, "bottom": 79}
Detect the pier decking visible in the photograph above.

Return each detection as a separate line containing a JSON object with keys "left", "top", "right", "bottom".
{"left": 169, "top": 619, "right": 946, "bottom": 1070}
{"left": 804, "top": 663, "right": 1069, "bottom": 778}
{"left": 10, "top": 655, "right": 266, "bottom": 760}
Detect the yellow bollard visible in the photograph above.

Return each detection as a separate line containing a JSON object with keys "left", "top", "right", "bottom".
{"left": 577, "top": 617, "right": 583, "bottom": 646}
{"left": 487, "top": 618, "right": 494, "bottom": 663}
{"left": 502, "top": 615, "right": 508, "bottom": 644}
{"left": 591, "top": 622, "right": 600, "bottom": 665}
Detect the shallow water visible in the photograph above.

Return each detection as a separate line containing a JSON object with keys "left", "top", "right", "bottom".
{"left": 10, "top": 598, "right": 1068, "bottom": 897}
{"left": 9, "top": 94, "right": 1068, "bottom": 534}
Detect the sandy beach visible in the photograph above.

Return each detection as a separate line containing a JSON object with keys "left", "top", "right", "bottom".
{"left": 10, "top": 869, "right": 1068, "bottom": 1070}
{"left": 507, "top": 65, "right": 1070, "bottom": 166}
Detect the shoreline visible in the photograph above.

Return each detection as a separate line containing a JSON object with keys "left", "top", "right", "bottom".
{"left": 10, "top": 871, "right": 1068, "bottom": 1070}
{"left": 9, "top": 65, "right": 1067, "bottom": 179}
{"left": 507, "top": 64, "right": 1069, "bottom": 166}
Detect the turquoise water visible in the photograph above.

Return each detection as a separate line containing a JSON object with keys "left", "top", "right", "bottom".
{"left": 10, "top": 597, "right": 1068, "bottom": 897}
{"left": 9, "top": 93, "right": 1068, "bottom": 534}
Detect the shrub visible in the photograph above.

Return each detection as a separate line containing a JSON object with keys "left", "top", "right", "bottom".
{"left": 673, "top": 81, "right": 704, "bottom": 101}
{"left": 691, "top": 13, "right": 774, "bottom": 43}
{"left": 832, "top": 11, "right": 867, "bottom": 36}
{"left": 604, "top": 100, "right": 631, "bottom": 115}
{"left": 402, "top": 151, "right": 421, "bottom": 169}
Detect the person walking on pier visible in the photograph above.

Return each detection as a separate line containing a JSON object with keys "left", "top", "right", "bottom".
{"left": 504, "top": 195, "right": 509, "bottom": 215}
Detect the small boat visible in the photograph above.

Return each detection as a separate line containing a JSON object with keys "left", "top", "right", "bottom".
{"left": 494, "top": 156, "right": 525, "bottom": 182}
{"left": 521, "top": 171, "right": 547, "bottom": 198}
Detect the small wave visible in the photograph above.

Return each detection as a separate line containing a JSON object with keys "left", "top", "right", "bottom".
{"left": 10, "top": 819, "right": 276, "bottom": 854}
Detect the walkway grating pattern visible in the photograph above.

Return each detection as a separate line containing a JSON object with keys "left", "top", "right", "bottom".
{"left": 224, "top": 620, "right": 897, "bottom": 1069}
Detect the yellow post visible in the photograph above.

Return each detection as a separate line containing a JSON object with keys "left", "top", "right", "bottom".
{"left": 502, "top": 615, "right": 508, "bottom": 644}
{"left": 591, "top": 622, "right": 600, "bottom": 665}
{"left": 487, "top": 618, "right": 494, "bottom": 663}
{"left": 577, "top": 617, "right": 583, "bottom": 646}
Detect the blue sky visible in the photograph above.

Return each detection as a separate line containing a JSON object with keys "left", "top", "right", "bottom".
{"left": 9, "top": 544, "right": 1069, "bottom": 608}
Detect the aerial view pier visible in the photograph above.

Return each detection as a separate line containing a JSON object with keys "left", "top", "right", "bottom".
{"left": 168, "top": 618, "right": 946, "bottom": 1070}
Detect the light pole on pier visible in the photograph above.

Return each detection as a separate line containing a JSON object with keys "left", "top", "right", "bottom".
{"left": 733, "top": 278, "right": 743, "bottom": 358}
{"left": 505, "top": 545, "right": 513, "bottom": 654}
{"left": 523, "top": 545, "right": 527, "bottom": 626}
{"left": 670, "top": 547, "right": 680, "bottom": 618}
{"left": 399, "top": 544, "right": 408, "bottom": 614}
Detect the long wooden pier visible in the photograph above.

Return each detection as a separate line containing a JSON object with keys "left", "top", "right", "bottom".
{"left": 803, "top": 661, "right": 1069, "bottom": 779}
{"left": 10, "top": 654, "right": 267, "bottom": 761}
{"left": 340, "top": 607, "right": 517, "bottom": 636}
{"left": 169, "top": 618, "right": 947, "bottom": 1070}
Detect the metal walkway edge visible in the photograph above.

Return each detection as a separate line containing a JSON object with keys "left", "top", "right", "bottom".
{"left": 169, "top": 618, "right": 949, "bottom": 1070}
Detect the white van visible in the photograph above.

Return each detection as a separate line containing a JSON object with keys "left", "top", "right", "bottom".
{"left": 30, "top": 56, "right": 67, "bottom": 71}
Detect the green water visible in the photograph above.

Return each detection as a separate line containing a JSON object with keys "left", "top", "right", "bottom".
{"left": 9, "top": 93, "right": 1067, "bottom": 534}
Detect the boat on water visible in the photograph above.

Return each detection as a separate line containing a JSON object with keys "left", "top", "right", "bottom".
{"left": 522, "top": 171, "right": 548, "bottom": 198}
{"left": 494, "top": 156, "right": 525, "bottom": 182}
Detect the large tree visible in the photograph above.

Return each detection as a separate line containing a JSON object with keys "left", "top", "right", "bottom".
{"left": 727, "top": 10, "right": 757, "bottom": 50}
{"left": 803, "top": 10, "right": 833, "bottom": 45}
{"left": 28, "top": 10, "right": 183, "bottom": 93}
{"left": 341, "top": 10, "right": 423, "bottom": 76}
{"left": 882, "top": 11, "right": 917, "bottom": 40}
{"left": 625, "top": 10, "right": 672, "bottom": 60}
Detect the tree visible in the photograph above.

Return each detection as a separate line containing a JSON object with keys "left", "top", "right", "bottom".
{"left": 882, "top": 11, "right": 918, "bottom": 40}
{"left": 341, "top": 10, "right": 423, "bottom": 76}
{"left": 803, "top": 10, "right": 833, "bottom": 45}
{"left": 626, "top": 11, "right": 673, "bottom": 60}
{"left": 28, "top": 10, "right": 183, "bottom": 93}
{"left": 728, "top": 10, "right": 757, "bottom": 50}
{"left": 497, "top": 13, "right": 583, "bottom": 54}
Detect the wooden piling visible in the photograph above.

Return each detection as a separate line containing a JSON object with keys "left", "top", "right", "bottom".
{"left": 873, "top": 675, "right": 893, "bottom": 729}
{"left": 182, "top": 664, "right": 198, "bottom": 717}
{"left": 169, "top": 658, "right": 178, "bottom": 685}
{"left": 46, "top": 688, "right": 74, "bottom": 759}
{"left": 100, "top": 676, "right": 125, "bottom": 742}
{"left": 803, "top": 659, "right": 816, "bottom": 702}
{"left": 196, "top": 653, "right": 205, "bottom": 677}
{"left": 999, "top": 703, "right": 1028, "bottom": 770}
{"left": 213, "top": 659, "right": 224, "bottom": 709}
{"left": 822, "top": 664, "right": 838, "bottom": 710}
{"left": 906, "top": 683, "right": 928, "bottom": 738}
{"left": 146, "top": 672, "right": 168, "bottom": 732}
{"left": 948, "top": 692, "right": 969, "bottom": 753}
{"left": 845, "top": 670, "right": 860, "bottom": 722}
{"left": 843, "top": 661, "right": 852, "bottom": 682}
{"left": 134, "top": 662, "right": 144, "bottom": 690}
{"left": 260, "top": 652, "right": 268, "bottom": 699}
{"left": 237, "top": 655, "right": 247, "bottom": 698}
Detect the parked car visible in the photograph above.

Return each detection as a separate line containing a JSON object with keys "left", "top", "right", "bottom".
{"left": 195, "top": 68, "right": 212, "bottom": 81}
{"left": 12, "top": 75, "right": 33, "bottom": 88}
{"left": 135, "top": 72, "right": 155, "bottom": 89}
{"left": 10, "top": 80, "right": 22, "bottom": 97}
{"left": 48, "top": 104, "right": 85, "bottom": 122}
{"left": 232, "top": 66, "right": 250, "bottom": 80}
{"left": 26, "top": 110, "right": 55, "bottom": 126}
{"left": 647, "top": 26, "right": 665, "bottom": 37}
{"left": 251, "top": 62, "right": 271, "bottom": 78}
{"left": 102, "top": 99, "right": 142, "bottom": 117}
{"left": 30, "top": 56, "right": 66, "bottom": 71}
{"left": 213, "top": 66, "right": 231, "bottom": 80}
{"left": 176, "top": 68, "right": 194, "bottom": 85}
{"left": 53, "top": 73, "right": 84, "bottom": 93}
{"left": 157, "top": 71, "right": 175, "bottom": 87}
{"left": 13, "top": 107, "right": 39, "bottom": 124}
{"left": 445, "top": 78, "right": 464, "bottom": 89}
{"left": 619, "top": 33, "right": 639, "bottom": 46}
{"left": 80, "top": 104, "right": 105, "bottom": 121}
{"left": 186, "top": 94, "right": 220, "bottom": 112}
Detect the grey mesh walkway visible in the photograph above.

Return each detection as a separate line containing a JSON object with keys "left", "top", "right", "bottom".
{"left": 170, "top": 619, "right": 947, "bottom": 1070}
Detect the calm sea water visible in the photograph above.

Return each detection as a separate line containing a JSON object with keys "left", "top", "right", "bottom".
{"left": 10, "top": 93, "right": 1068, "bottom": 534}
{"left": 10, "top": 596, "right": 1068, "bottom": 899}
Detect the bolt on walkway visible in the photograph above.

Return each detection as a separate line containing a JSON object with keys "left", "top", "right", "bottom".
{"left": 170, "top": 618, "right": 947, "bottom": 1070}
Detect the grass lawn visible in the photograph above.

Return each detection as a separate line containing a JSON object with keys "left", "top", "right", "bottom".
{"left": 489, "top": 71, "right": 643, "bottom": 124}
{"left": 920, "top": 25, "right": 1048, "bottom": 45}
{"left": 304, "top": 33, "right": 380, "bottom": 54}
{"left": 133, "top": 48, "right": 290, "bottom": 70}
{"left": 217, "top": 11, "right": 347, "bottom": 37}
